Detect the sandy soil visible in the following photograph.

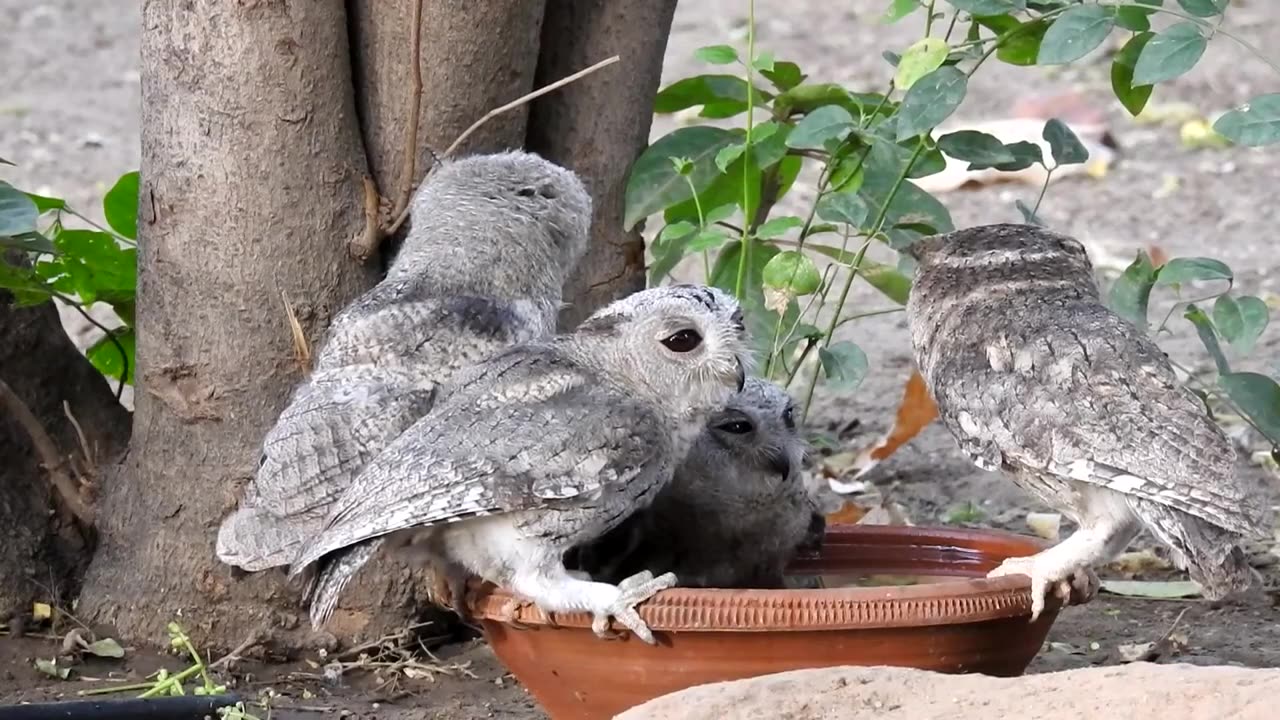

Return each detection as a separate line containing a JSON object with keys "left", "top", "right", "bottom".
{"left": 2, "top": 0, "right": 1278, "bottom": 718}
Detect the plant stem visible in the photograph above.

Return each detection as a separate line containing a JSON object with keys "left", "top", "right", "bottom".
{"left": 1031, "top": 167, "right": 1053, "bottom": 217}
{"left": 138, "top": 664, "right": 204, "bottom": 699}
{"left": 924, "top": 0, "right": 937, "bottom": 36}
{"left": 683, "top": 175, "right": 711, "bottom": 282}
{"left": 833, "top": 306, "right": 905, "bottom": 328}
{"left": 1108, "top": 2, "right": 1280, "bottom": 76}
{"left": 734, "top": 0, "right": 757, "bottom": 299}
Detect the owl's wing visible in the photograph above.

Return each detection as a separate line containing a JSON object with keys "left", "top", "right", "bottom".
{"left": 215, "top": 366, "right": 437, "bottom": 570}
{"left": 940, "top": 309, "right": 1267, "bottom": 538}
{"left": 289, "top": 345, "right": 668, "bottom": 573}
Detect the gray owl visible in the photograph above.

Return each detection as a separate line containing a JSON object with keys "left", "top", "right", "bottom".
{"left": 288, "top": 285, "right": 751, "bottom": 644}
{"left": 565, "top": 377, "right": 823, "bottom": 589}
{"left": 906, "top": 223, "right": 1271, "bottom": 619}
{"left": 215, "top": 152, "right": 591, "bottom": 598}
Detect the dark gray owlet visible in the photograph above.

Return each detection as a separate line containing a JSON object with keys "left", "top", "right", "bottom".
{"left": 289, "top": 285, "right": 752, "bottom": 644}
{"left": 565, "top": 377, "right": 823, "bottom": 589}
{"left": 906, "top": 223, "right": 1271, "bottom": 619}
{"left": 214, "top": 151, "right": 591, "bottom": 625}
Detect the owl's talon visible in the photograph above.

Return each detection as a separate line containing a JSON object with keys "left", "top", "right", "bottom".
{"left": 591, "top": 570, "right": 676, "bottom": 645}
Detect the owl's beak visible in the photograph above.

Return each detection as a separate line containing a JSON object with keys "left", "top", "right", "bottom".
{"left": 765, "top": 448, "right": 792, "bottom": 479}
{"left": 735, "top": 358, "right": 746, "bottom": 392}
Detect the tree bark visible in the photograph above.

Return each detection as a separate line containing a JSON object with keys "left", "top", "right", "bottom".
{"left": 526, "top": 0, "right": 678, "bottom": 326}
{"left": 0, "top": 289, "right": 130, "bottom": 623}
{"left": 77, "top": 0, "right": 378, "bottom": 649}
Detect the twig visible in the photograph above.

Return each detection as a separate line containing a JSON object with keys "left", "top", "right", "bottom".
{"left": 348, "top": 175, "right": 383, "bottom": 261}
{"left": 50, "top": 291, "right": 128, "bottom": 402}
{"left": 63, "top": 400, "right": 95, "bottom": 473}
{"left": 0, "top": 378, "right": 94, "bottom": 526}
{"left": 388, "top": 0, "right": 425, "bottom": 229}
{"left": 208, "top": 628, "right": 267, "bottom": 671}
{"left": 279, "top": 290, "right": 311, "bottom": 376}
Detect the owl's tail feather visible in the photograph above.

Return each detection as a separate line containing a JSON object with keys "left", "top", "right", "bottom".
{"left": 1136, "top": 499, "right": 1253, "bottom": 600}
{"left": 307, "top": 540, "right": 383, "bottom": 629}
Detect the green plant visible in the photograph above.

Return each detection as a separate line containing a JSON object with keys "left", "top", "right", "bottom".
{"left": 624, "top": 0, "right": 1280, "bottom": 442}
{"left": 0, "top": 171, "right": 138, "bottom": 393}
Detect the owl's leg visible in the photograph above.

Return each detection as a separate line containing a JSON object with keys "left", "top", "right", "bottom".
{"left": 989, "top": 511, "right": 1140, "bottom": 621}
{"left": 507, "top": 563, "right": 676, "bottom": 644}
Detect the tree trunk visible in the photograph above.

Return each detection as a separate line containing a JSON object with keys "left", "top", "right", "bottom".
{"left": 0, "top": 289, "right": 130, "bottom": 624}
{"left": 319, "top": 0, "right": 547, "bottom": 640}
{"left": 77, "top": 0, "right": 378, "bottom": 649}
{"left": 527, "top": 0, "right": 678, "bottom": 325}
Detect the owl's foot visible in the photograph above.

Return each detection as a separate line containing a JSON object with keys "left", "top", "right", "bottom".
{"left": 429, "top": 564, "right": 474, "bottom": 620}
{"left": 988, "top": 555, "right": 1097, "bottom": 622}
{"left": 589, "top": 570, "right": 677, "bottom": 645}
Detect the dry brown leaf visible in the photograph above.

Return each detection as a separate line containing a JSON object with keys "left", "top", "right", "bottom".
{"left": 1026, "top": 512, "right": 1062, "bottom": 542}
{"left": 856, "top": 498, "right": 914, "bottom": 527}
{"left": 32, "top": 602, "right": 53, "bottom": 622}
{"left": 840, "top": 370, "right": 938, "bottom": 485}
{"left": 1107, "top": 549, "right": 1173, "bottom": 576}
{"left": 1147, "top": 244, "right": 1169, "bottom": 268}
{"left": 825, "top": 500, "right": 869, "bottom": 525}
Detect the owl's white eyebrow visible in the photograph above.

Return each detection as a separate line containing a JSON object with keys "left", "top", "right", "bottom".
{"left": 938, "top": 249, "right": 1080, "bottom": 268}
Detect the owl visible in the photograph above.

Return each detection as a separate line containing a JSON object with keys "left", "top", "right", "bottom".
{"left": 288, "top": 285, "right": 751, "bottom": 643}
{"left": 566, "top": 377, "right": 823, "bottom": 589}
{"left": 906, "top": 223, "right": 1271, "bottom": 619}
{"left": 215, "top": 152, "right": 592, "bottom": 600}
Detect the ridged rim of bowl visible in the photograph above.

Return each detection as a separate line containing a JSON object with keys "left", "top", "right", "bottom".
{"left": 466, "top": 524, "right": 1066, "bottom": 632}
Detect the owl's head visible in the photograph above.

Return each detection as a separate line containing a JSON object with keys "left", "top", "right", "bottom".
{"left": 905, "top": 223, "right": 1091, "bottom": 273}
{"left": 574, "top": 284, "right": 751, "bottom": 415}
{"left": 699, "top": 377, "right": 805, "bottom": 482}
{"left": 392, "top": 151, "right": 591, "bottom": 293}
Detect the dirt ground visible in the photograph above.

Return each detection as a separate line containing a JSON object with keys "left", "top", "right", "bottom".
{"left": 2, "top": 0, "right": 1279, "bottom": 718}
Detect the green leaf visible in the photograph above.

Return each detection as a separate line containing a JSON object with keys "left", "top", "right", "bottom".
{"left": 0, "top": 232, "right": 57, "bottom": 254}
{"left": 715, "top": 143, "right": 746, "bottom": 173}
{"left": 975, "top": 16, "right": 1049, "bottom": 66}
{"left": 1037, "top": 6, "right": 1114, "bottom": 65}
{"left": 937, "top": 130, "right": 1016, "bottom": 166}
{"left": 1231, "top": 296, "right": 1270, "bottom": 354}
{"left": 709, "top": 239, "right": 780, "bottom": 298}
{"left": 0, "top": 260, "right": 53, "bottom": 305}
{"left": 762, "top": 251, "right": 822, "bottom": 295}
{"left": 895, "top": 66, "right": 968, "bottom": 141}
{"left": 687, "top": 228, "right": 730, "bottom": 253}
{"left": 1107, "top": 250, "right": 1157, "bottom": 331}
{"left": 87, "top": 329, "right": 136, "bottom": 384}
{"left": 1220, "top": 372, "right": 1280, "bottom": 446}
{"left": 1132, "top": 23, "right": 1206, "bottom": 86}
{"left": 1114, "top": 5, "right": 1154, "bottom": 32}
{"left": 786, "top": 105, "right": 855, "bottom": 150}
{"left": 1213, "top": 295, "right": 1244, "bottom": 346}
{"left": 1175, "top": 0, "right": 1226, "bottom": 17}
{"left": 625, "top": 127, "right": 738, "bottom": 231}
{"left": 858, "top": 259, "right": 912, "bottom": 305}
{"left": 755, "top": 215, "right": 804, "bottom": 239}
{"left": 1101, "top": 580, "right": 1202, "bottom": 599}
{"left": 1155, "top": 257, "right": 1233, "bottom": 286}
{"left": 1214, "top": 94, "right": 1280, "bottom": 147}
{"left": 1042, "top": 118, "right": 1089, "bottom": 166}
{"left": 752, "top": 51, "right": 776, "bottom": 73}
{"left": 695, "top": 45, "right": 739, "bottom": 65}
{"left": 816, "top": 191, "right": 870, "bottom": 228}
{"left": 654, "top": 75, "right": 769, "bottom": 118}
{"left": 828, "top": 155, "right": 866, "bottom": 193}
{"left": 882, "top": 0, "right": 921, "bottom": 24}
{"left": 819, "top": 342, "right": 869, "bottom": 391}
{"left": 1184, "top": 304, "right": 1230, "bottom": 375}
{"left": 103, "top": 171, "right": 140, "bottom": 240}
{"left": 859, "top": 169, "right": 954, "bottom": 248}
{"left": 1111, "top": 32, "right": 1156, "bottom": 117}
{"left": 25, "top": 192, "right": 66, "bottom": 214}
{"left": 895, "top": 38, "right": 949, "bottom": 91}
{"left": 85, "top": 638, "right": 126, "bottom": 659}
{"left": 47, "top": 229, "right": 138, "bottom": 305}
{"left": 946, "top": 0, "right": 1025, "bottom": 14}
{"left": 34, "top": 658, "right": 70, "bottom": 680}
{"left": 0, "top": 182, "right": 39, "bottom": 236}
{"left": 760, "top": 61, "right": 806, "bottom": 92}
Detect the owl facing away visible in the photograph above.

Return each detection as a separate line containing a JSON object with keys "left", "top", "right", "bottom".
{"left": 906, "top": 223, "right": 1271, "bottom": 619}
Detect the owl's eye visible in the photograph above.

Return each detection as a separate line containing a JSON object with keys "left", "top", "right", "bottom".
{"left": 782, "top": 406, "right": 796, "bottom": 430}
{"left": 661, "top": 329, "right": 702, "bottom": 353}
{"left": 717, "top": 420, "right": 753, "bottom": 434}
{"left": 517, "top": 187, "right": 537, "bottom": 198}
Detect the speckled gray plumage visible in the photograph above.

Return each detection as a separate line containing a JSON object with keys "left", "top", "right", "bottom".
{"left": 906, "top": 223, "right": 1271, "bottom": 616}
{"left": 567, "top": 377, "right": 822, "bottom": 589}
{"left": 290, "top": 285, "right": 752, "bottom": 643}
{"left": 215, "top": 152, "right": 591, "bottom": 595}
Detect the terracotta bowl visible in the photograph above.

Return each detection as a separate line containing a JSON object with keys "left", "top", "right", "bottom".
{"left": 466, "top": 524, "right": 1078, "bottom": 720}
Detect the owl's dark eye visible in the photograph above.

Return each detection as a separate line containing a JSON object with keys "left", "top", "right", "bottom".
{"left": 782, "top": 406, "right": 796, "bottom": 430}
{"left": 661, "top": 329, "right": 702, "bottom": 353}
{"left": 517, "top": 187, "right": 537, "bottom": 197}
{"left": 717, "top": 420, "right": 753, "bottom": 434}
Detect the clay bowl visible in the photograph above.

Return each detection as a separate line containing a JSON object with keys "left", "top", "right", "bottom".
{"left": 465, "top": 524, "right": 1082, "bottom": 720}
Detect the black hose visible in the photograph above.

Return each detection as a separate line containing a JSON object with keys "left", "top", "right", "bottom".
{"left": 0, "top": 693, "right": 243, "bottom": 720}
